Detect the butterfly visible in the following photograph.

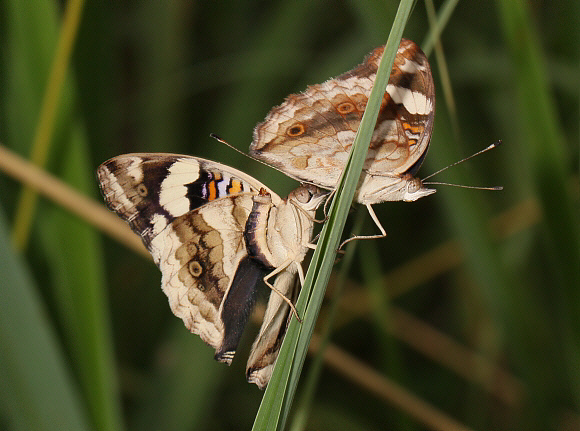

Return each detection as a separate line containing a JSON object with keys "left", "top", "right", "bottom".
{"left": 97, "top": 154, "right": 327, "bottom": 388}
{"left": 250, "top": 39, "right": 436, "bottom": 237}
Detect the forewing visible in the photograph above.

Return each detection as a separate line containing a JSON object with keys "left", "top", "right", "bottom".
{"left": 367, "top": 39, "right": 435, "bottom": 176}
{"left": 250, "top": 39, "right": 434, "bottom": 188}
{"left": 97, "top": 153, "right": 267, "bottom": 249}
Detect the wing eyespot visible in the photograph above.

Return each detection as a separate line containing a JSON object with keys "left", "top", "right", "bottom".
{"left": 137, "top": 183, "right": 148, "bottom": 197}
{"left": 287, "top": 123, "right": 305, "bottom": 137}
{"left": 336, "top": 102, "right": 356, "bottom": 115}
{"left": 188, "top": 260, "right": 203, "bottom": 278}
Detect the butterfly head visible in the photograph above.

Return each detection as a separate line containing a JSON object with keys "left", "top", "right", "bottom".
{"left": 357, "top": 173, "right": 435, "bottom": 204}
{"left": 288, "top": 183, "right": 329, "bottom": 212}
{"left": 402, "top": 176, "right": 436, "bottom": 202}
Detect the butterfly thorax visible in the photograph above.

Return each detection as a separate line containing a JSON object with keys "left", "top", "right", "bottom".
{"left": 245, "top": 185, "right": 326, "bottom": 272}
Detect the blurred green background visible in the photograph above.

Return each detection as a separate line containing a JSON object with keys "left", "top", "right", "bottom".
{"left": 0, "top": 1, "right": 578, "bottom": 430}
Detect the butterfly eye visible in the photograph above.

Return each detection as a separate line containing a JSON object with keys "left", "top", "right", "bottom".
{"left": 289, "top": 187, "right": 309, "bottom": 204}
{"left": 287, "top": 123, "right": 305, "bottom": 137}
{"left": 336, "top": 102, "right": 356, "bottom": 114}
{"left": 407, "top": 178, "right": 422, "bottom": 194}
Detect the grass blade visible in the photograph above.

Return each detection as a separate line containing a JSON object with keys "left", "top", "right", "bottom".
{"left": 11, "top": 0, "right": 85, "bottom": 250}
{"left": 252, "top": 1, "right": 415, "bottom": 429}
{"left": 0, "top": 203, "right": 91, "bottom": 431}
{"left": 289, "top": 211, "right": 364, "bottom": 431}
{"left": 3, "top": 2, "right": 124, "bottom": 429}
{"left": 496, "top": 0, "right": 580, "bottom": 417}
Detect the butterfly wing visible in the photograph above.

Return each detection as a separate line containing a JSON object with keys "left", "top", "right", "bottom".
{"left": 250, "top": 39, "right": 434, "bottom": 191}
{"left": 97, "top": 154, "right": 280, "bottom": 363}
{"left": 153, "top": 194, "right": 265, "bottom": 362}
{"left": 246, "top": 269, "right": 299, "bottom": 389}
{"left": 97, "top": 153, "right": 278, "bottom": 250}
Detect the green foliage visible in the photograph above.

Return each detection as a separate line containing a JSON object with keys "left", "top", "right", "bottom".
{"left": 0, "top": 0, "right": 578, "bottom": 430}
{"left": 0, "top": 202, "right": 91, "bottom": 431}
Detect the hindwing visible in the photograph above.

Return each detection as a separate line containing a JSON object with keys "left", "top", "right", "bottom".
{"left": 250, "top": 38, "right": 435, "bottom": 203}
{"left": 246, "top": 270, "right": 299, "bottom": 389}
{"left": 152, "top": 194, "right": 264, "bottom": 362}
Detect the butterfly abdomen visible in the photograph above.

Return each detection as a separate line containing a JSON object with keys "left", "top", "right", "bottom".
{"left": 244, "top": 189, "right": 277, "bottom": 270}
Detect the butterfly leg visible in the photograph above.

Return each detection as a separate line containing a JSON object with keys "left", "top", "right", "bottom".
{"left": 295, "top": 260, "right": 306, "bottom": 286}
{"left": 322, "top": 188, "right": 336, "bottom": 217}
{"left": 338, "top": 203, "right": 387, "bottom": 249}
{"left": 263, "top": 260, "right": 303, "bottom": 323}
{"left": 290, "top": 196, "right": 328, "bottom": 224}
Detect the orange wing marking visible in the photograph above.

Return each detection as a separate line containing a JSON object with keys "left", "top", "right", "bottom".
{"left": 228, "top": 179, "right": 243, "bottom": 195}
{"left": 402, "top": 121, "right": 422, "bottom": 135}
{"left": 208, "top": 180, "right": 218, "bottom": 201}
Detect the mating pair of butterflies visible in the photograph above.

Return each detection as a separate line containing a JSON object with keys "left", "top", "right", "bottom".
{"left": 97, "top": 38, "right": 435, "bottom": 389}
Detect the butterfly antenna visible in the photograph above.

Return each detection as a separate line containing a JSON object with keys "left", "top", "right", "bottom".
{"left": 423, "top": 140, "right": 502, "bottom": 181}
{"left": 210, "top": 133, "right": 302, "bottom": 176}
{"left": 423, "top": 182, "right": 503, "bottom": 191}
{"left": 210, "top": 133, "right": 328, "bottom": 194}
{"left": 210, "top": 133, "right": 258, "bottom": 161}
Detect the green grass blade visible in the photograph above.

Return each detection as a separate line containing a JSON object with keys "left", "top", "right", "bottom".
{"left": 252, "top": 1, "right": 415, "bottom": 429}
{"left": 421, "top": 0, "right": 460, "bottom": 57}
{"left": 496, "top": 0, "right": 580, "bottom": 414}
{"left": 3, "top": 2, "right": 124, "bottom": 429}
{"left": 11, "top": 0, "right": 85, "bottom": 250}
{"left": 37, "top": 128, "right": 124, "bottom": 431}
{"left": 0, "top": 202, "right": 91, "bottom": 431}
{"left": 289, "top": 211, "right": 364, "bottom": 431}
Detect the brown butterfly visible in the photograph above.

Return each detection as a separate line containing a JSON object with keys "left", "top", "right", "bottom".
{"left": 97, "top": 154, "right": 327, "bottom": 388}
{"left": 250, "top": 39, "right": 436, "bottom": 237}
